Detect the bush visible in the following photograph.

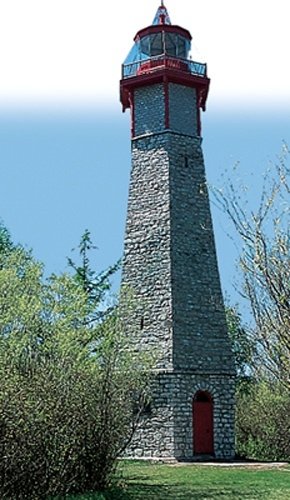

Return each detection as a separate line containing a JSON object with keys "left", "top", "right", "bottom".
{"left": 0, "top": 227, "right": 151, "bottom": 498}
{"left": 236, "top": 380, "right": 290, "bottom": 461}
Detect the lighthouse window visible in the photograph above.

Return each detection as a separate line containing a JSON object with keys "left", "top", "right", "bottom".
{"left": 177, "top": 37, "right": 187, "bottom": 58}
{"left": 163, "top": 34, "right": 188, "bottom": 59}
{"left": 150, "top": 33, "right": 163, "bottom": 56}
{"left": 132, "top": 393, "right": 152, "bottom": 416}
{"left": 142, "top": 401, "right": 152, "bottom": 415}
{"left": 140, "top": 36, "right": 150, "bottom": 57}
{"left": 139, "top": 33, "right": 189, "bottom": 60}
{"left": 165, "top": 33, "right": 176, "bottom": 56}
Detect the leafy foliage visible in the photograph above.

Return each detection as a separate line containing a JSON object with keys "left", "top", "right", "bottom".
{"left": 226, "top": 305, "right": 256, "bottom": 380}
{"left": 0, "top": 222, "right": 14, "bottom": 255}
{"left": 67, "top": 229, "right": 121, "bottom": 323}
{"left": 236, "top": 381, "right": 290, "bottom": 461}
{"left": 0, "top": 228, "right": 152, "bottom": 499}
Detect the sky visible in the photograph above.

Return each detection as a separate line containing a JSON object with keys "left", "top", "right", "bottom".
{"left": 0, "top": 0, "right": 289, "bottom": 310}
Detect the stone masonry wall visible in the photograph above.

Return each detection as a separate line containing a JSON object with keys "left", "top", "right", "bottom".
{"left": 133, "top": 82, "right": 197, "bottom": 137}
{"left": 122, "top": 81, "right": 236, "bottom": 459}
{"left": 168, "top": 133, "right": 235, "bottom": 373}
{"left": 122, "top": 131, "right": 235, "bottom": 374}
{"left": 127, "top": 372, "right": 235, "bottom": 459}
{"left": 134, "top": 84, "right": 165, "bottom": 136}
{"left": 169, "top": 83, "right": 197, "bottom": 136}
{"left": 122, "top": 134, "right": 173, "bottom": 369}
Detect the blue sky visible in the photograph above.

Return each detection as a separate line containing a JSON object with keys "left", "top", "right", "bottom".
{"left": 0, "top": 1, "right": 289, "bottom": 312}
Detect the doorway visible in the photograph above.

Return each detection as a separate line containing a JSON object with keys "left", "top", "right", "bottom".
{"left": 193, "top": 391, "right": 214, "bottom": 455}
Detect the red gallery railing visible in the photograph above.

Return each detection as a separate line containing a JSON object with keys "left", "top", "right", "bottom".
{"left": 122, "top": 55, "right": 207, "bottom": 79}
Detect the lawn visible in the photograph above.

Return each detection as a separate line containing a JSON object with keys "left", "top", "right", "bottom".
{"left": 66, "top": 461, "right": 290, "bottom": 500}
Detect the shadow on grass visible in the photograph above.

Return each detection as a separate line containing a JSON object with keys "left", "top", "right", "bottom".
{"left": 64, "top": 483, "right": 282, "bottom": 500}
{"left": 76, "top": 483, "right": 270, "bottom": 500}
{"left": 106, "top": 484, "right": 215, "bottom": 499}
{"left": 64, "top": 463, "right": 290, "bottom": 500}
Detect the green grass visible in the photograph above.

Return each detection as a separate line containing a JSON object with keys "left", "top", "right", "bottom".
{"left": 66, "top": 461, "right": 290, "bottom": 500}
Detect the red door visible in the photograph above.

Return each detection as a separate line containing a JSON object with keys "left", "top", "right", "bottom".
{"left": 193, "top": 391, "right": 214, "bottom": 454}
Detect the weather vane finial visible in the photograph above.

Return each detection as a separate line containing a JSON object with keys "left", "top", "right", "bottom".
{"left": 161, "top": 0, "right": 164, "bottom": 6}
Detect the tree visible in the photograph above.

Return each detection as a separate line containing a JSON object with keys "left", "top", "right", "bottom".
{"left": 225, "top": 305, "right": 256, "bottom": 382}
{"left": 67, "top": 229, "right": 121, "bottom": 323}
{"left": 235, "top": 380, "right": 290, "bottom": 461}
{"left": 212, "top": 145, "right": 290, "bottom": 389}
{"left": 0, "top": 222, "right": 14, "bottom": 254}
{"left": 0, "top": 226, "right": 152, "bottom": 498}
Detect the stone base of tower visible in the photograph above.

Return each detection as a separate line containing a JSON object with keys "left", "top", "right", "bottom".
{"left": 125, "top": 372, "right": 235, "bottom": 461}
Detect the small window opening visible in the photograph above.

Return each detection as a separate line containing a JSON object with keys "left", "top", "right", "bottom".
{"left": 184, "top": 156, "right": 189, "bottom": 168}
{"left": 133, "top": 395, "right": 152, "bottom": 416}
{"left": 140, "top": 317, "right": 144, "bottom": 330}
{"left": 143, "top": 401, "right": 152, "bottom": 415}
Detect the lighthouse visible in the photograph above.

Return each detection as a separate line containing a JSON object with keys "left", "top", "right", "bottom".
{"left": 120, "top": 3, "right": 235, "bottom": 460}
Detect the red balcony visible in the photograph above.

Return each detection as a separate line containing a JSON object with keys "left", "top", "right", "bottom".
{"left": 122, "top": 55, "right": 207, "bottom": 80}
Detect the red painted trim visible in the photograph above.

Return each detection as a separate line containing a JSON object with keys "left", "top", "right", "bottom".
{"left": 137, "top": 58, "right": 190, "bottom": 76}
{"left": 134, "top": 24, "right": 192, "bottom": 42}
{"left": 128, "top": 91, "right": 135, "bottom": 138}
{"left": 120, "top": 69, "right": 210, "bottom": 112}
{"left": 197, "top": 104, "right": 201, "bottom": 136}
{"left": 164, "top": 76, "right": 170, "bottom": 129}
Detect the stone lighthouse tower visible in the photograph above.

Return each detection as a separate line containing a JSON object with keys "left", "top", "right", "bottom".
{"left": 120, "top": 2, "right": 235, "bottom": 460}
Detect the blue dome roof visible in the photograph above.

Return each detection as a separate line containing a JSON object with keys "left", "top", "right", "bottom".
{"left": 152, "top": 2, "right": 171, "bottom": 26}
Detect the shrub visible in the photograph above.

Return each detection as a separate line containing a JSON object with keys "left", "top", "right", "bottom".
{"left": 0, "top": 228, "right": 151, "bottom": 498}
{"left": 236, "top": 380, "right": 290, "bottom": 461}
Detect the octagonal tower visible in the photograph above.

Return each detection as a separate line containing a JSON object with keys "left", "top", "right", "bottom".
{"left": 120, "top": 3, "right": 235, "bottom": 460}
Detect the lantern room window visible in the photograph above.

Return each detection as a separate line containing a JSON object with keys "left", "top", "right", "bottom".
{"left": 140, "top": 36, "right": 150, "bottom": 57}
{"left": 139, "top": 33, "right": 189, "bottom": 59}
{"left": 165, "top": 33, "right": 176, "bottom": 56}
{"left": 177, "top": 37, "right": 187, "bottom": 58}
{"left": 150, "top": 33, "right": 163, "bottom": 56}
